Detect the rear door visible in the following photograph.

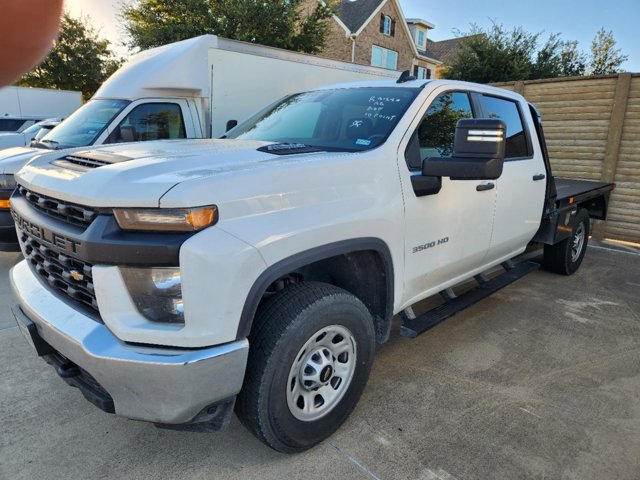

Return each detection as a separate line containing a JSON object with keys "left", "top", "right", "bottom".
{"left": 400, "top": 89, "right": 497, "bottom": 305}
{"left": 477, "top": 94, "right": 547, "bottom": 263}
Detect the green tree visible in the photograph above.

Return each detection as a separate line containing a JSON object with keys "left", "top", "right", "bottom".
{"left": 589, "top": 28, "right": 628, "bottom": 74}
{"left": 559, "top": 41, "right": 587, "bottom": 77}
{"left": 16, "top": 13, "right": 122, "bottom": 100}
{"left": 531, "top": 36, "right": 587, "bottom": 78}
{"left": 443, "top": 23, "right": 624, "bottom": 83}
{"left": 120, "top": 0, "right": 334, "bottom": 54}
{"left": 444, "top": 24, "right": 540, "bottom": 83}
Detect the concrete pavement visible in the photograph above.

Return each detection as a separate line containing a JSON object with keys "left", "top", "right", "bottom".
{"left": 1, "top": 245, "right": 639, "bottom": 479}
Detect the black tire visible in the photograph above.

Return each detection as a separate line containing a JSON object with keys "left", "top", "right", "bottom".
{"left": 543, "top": 208, "right": 590, "bottom": 275}
{"left": 236, "top": 282, "right": 376, "bottom": 453}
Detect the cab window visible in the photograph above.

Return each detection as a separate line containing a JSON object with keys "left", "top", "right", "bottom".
{"left": 480, "top": 95, "right": 531, "bottom": 159}
{"left": 407, "top": 91, "right": 474, "bottom": 170}
{"left": 106, "top": 103, "right": 186, "bottom": 144}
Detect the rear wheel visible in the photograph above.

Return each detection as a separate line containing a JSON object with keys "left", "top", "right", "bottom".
{"left": 236, "top": 282, "right": 376, "bottom": 453}
{"left": 543, "top": 208, "right": 590, "bottom": 275}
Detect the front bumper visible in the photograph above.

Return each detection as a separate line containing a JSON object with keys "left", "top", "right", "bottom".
{"left": 10, "top": 260, "right": 249, "bottom": 425}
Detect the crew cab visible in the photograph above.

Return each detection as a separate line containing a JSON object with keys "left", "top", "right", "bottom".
{"left": 9, "top": 76, "right": 614, "bottom": 453}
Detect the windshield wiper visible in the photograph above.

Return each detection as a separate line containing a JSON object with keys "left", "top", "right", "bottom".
{"left": 36, "top": 139, "right": 59, "bottom": 150}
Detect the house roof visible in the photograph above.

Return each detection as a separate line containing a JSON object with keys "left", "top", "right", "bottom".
{"left": 331, "top": 0, "right": 386, "bottom": 33}
{"left": 406, "top": 18, "right": 436, "bottom": 30}
{"left": 421, "top": 34, "right": 483, "bottom": 64}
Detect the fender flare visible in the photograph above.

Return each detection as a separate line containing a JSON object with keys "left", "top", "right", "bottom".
{"left": 236, "top": 237, "right": 394, "bottom": 340}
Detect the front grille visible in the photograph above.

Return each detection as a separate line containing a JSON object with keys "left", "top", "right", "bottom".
{"left": 21, "top": 232, "right": 98, "bottom": 311}
{"left": 18, "top": 186, "right": 98, "bottom": 228}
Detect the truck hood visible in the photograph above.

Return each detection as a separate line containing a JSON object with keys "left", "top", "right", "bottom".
{"left": 15, "top": 139, "right": 328, "bottom": 207}
{"left": 0, "top": 146, "right": 47, "bottom": 174}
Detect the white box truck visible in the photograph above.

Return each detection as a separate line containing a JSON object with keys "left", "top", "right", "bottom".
{"left": 0, "top": 86, "right": 82, "bottom": 119}
{"left": 0, "top": 34, "right": 399, "bottom": 251}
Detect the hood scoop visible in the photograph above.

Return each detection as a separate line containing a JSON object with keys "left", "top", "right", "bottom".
{"left": 52, "top": 150, "right": 133, "bottom": 172}
{"left": 257, "top": 143, "right": 323, "bottom": 156}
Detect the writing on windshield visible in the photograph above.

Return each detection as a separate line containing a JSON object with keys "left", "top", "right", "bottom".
{"left": 226, "top": 87, "right": 419, "bottom": 152}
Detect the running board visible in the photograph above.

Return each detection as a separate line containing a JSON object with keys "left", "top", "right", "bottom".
{"left": 400, "top": 261, "right": 540, "bottom": 338}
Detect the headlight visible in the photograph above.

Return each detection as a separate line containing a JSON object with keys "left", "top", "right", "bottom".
{"left": 0, "top": 174, "right": 16, "bottom": 190}
{"left": 113, "top": 206, "right": 218, "bottom": 232}
{"left": 120, "top": 267, "right": 184, "bottom": 324}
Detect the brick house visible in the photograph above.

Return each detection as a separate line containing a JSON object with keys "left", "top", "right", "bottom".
{"left": 309, "top": 0, "right": 446, "bottom": 78}
{"left": 422, "top": 34, "right": 485, "bottom": 78}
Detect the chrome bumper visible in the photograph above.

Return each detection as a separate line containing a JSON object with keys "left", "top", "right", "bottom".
{"left": 10, "top": 260, "right": 249, "bottom": 425}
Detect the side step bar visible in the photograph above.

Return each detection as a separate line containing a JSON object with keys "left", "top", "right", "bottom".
{"left": 400, "top": 261, "right": 539, "bottom": 338}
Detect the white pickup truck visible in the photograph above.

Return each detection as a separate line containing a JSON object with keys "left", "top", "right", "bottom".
{"left": 9, "top": 76, "right": 614, "bottom": 453}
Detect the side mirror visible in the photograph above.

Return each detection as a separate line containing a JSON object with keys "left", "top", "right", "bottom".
{"left": 422, "top": 119, "right": 506, "bottom": 180}
{"left": 226, "top": 120, "right": 238, "bottom": 132}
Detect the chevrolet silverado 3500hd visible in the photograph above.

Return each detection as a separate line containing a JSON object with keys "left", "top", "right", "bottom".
{"left": 9, "top": 76, "right": 614, "bottom": 452}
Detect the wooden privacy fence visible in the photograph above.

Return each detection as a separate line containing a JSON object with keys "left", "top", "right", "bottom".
{"left": 492, "top": 73, "right": 640, "bottom": 244}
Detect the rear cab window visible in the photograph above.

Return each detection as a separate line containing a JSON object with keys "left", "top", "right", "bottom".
{"left": 479, "top": 95, "right": 532, "bottom": 159}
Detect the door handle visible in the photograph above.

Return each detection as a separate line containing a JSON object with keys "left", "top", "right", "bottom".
{"left": 476, "top": 183, "right": 495, "bottom": 192}
{"left": 533, "top": 174, "right": 546, "bottom": 181}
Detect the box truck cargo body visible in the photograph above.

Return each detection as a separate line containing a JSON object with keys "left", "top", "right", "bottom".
{"left": 0, "top": 86, "right": 81, "bottom": 130}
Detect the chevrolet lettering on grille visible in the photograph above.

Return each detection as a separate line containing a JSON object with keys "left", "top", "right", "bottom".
{"left": 11, "top": 210, "right": 82, "bottom": 254}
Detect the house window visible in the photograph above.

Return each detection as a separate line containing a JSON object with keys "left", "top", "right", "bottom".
{"left": 380, "top": 14, "right": 395, "bottom": 36}
{"left": 371, "top": 46, "right": 398, "bottom": 70}
{"left": 383, "top": 16, "right": 391, "bottom": 35}
{"left": 417, "top": 67, "right": 426, "bottom": 79}
{"left": 417, "top": 30, "right": 425, "bottom": 47}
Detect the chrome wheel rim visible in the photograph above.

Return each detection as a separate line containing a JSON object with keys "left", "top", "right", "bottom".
{"left": 286, "top": 325, "right": 357, "bottom": 422}
{"left": 571, "top": 222, "right": 586, "bottom": 262}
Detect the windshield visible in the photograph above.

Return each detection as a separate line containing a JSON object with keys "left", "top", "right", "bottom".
{"left": 22, "top": 123, "right": 44, "bottom": 136}
{"left": 38, "top": 99, "right": 130, "bottom": 149}
{"left": 226, "top": 87, "right": 419, "bottom": 152}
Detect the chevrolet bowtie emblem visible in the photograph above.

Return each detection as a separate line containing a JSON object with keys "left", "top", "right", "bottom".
{"left": 70, "top": 270, "right": 84, "bottom": 281}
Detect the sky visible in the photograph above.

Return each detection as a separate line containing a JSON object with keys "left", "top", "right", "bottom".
{"left": 65, "top": 0, "right": 639, "bottom": 71}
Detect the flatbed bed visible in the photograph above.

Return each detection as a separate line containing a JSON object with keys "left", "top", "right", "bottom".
{"left": 555, "top": 178, "right": 615, "bottom": 206}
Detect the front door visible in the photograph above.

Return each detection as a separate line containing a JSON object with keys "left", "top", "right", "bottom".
{"left": 401, "top": 90, "right": 497, "bottom": 306}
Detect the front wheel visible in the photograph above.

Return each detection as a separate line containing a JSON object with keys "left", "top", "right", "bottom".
{"left": 543, "top": 208, "right": 590, "bottom": 275}
{"left": 236, "top": 282, "right": 376, "bottom": 453}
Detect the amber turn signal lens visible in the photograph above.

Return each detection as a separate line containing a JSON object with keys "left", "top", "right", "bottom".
{"left": 0, "top": 199, "right": 10, "bottom": 209}
{"left": 186, "top": 208, "right": 216, "bottom": 230}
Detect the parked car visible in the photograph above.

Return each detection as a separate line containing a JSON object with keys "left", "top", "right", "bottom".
{"left": 0, "top": 119, "right": 60, "bottom": 151}
{"left": 9, "top": 75, "right": 614, "bottom": 453}
{"left": 28, "top": 120, "right": 61, "bottom": 147}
